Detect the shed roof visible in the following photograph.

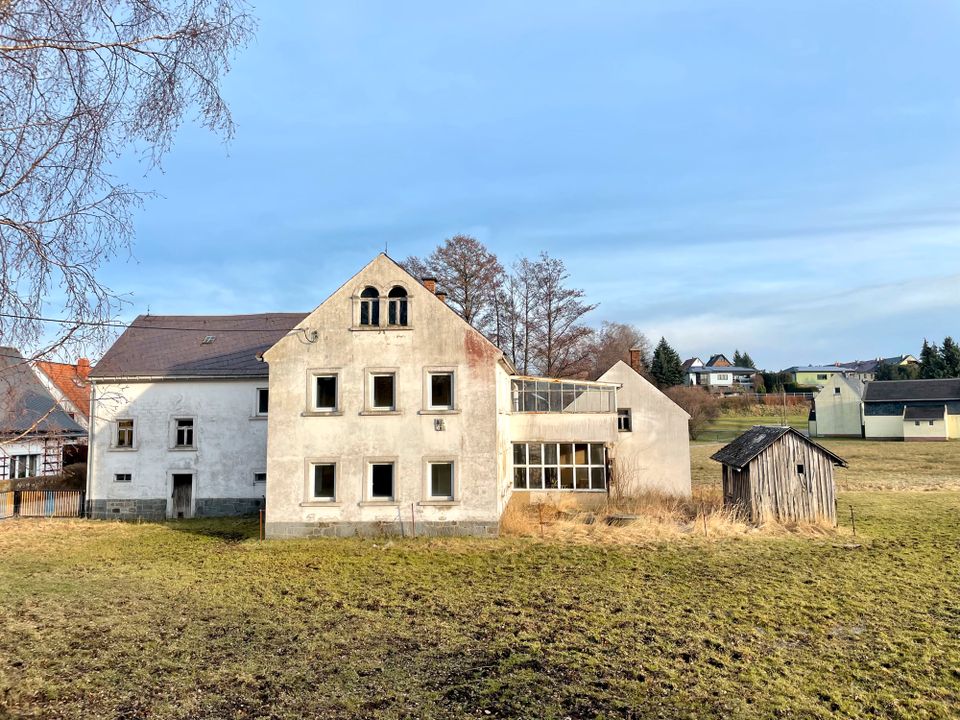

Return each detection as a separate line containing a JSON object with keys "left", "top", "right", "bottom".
{"left": 710, "top": 425, "right": 847, "bottom": 470}
{"left": 91, "top": 313, "right": 308, "bottom": 379}
{"left": 864, "top": 379, "right": 960, "bottom": 403}
{"left": 903, "top": 406, "right": 946, "bottom": 420}
{"left": 0, "top": 348, "right": 86, "bottom": 436}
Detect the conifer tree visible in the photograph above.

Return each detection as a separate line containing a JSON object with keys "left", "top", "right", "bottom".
{"left": 740, "top": 352, "right": 756, "bottom": 369}
{"left": 919, "top": 339, "right": 945, "bottom": 379}
{"left": 650, "top": 337, "right": 684, "bottom": 387}
{"left": 941, "top": 337, "right": 960, "bottom": 378}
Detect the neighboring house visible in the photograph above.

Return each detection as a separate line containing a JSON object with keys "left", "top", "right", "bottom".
{"left": 261, "top": 254, "right": 691, "bottom": 538}
{"left": 0, "top": 347, "right": 86, "bottom": 480}
{"left": 86, "top": 314, "right": 307, "bottom": 519}
{"left": 863, "top": 379, "right": 960, "bottom": 441}
{"left": 784, "top": 365, "right": 849, "bottom": 388}
{"left": 33, "top": 358, "right": 92, "bottom": 431}
{"left": 711, "top": 425, "right": 846, "bottom": 525}
{"left": 682, "top": 356, "right": 755, "bottom": 388}
{"left": 811, "top": 377, "right": 960, "bottom": 441}
{"left": 809, "top": 375, "right": 865, "bottom": 438}
{"left": 837, "top": 355, "right": 918, "bottom": 383}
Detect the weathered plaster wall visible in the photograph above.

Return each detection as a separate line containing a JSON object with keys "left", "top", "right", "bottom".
{"left": 864, "top": 414, "right": 904, "bottom": 439}
{"left": 263, "top": 255, "right": 503, "bottom": 537}
{"left": 903, "top": 415, "right": 947, "bottom": 441}
{"left": 598, "top": 361, "right": 692, "bottom": 497}
{"left": 88, "top": 379, "right": 268, "bottom": 518}
{"left": 812, "top": 376, "right": 863, "bottom": 437}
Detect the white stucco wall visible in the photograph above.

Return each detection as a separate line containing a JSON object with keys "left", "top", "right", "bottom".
{"left": 903, "top": 411, "right": 947, "bottom": 441}
{"left": 263, "top": 255, "right": 504, "bottom": 535}
{"left": 864, "top": 414, "right": 904, "bottom": 440}
{"left": 812, "top": 376, "right": 863, "bottom": 437}
{"left": 88, "top": 378, "right": 269, "bottom": 516}
{"left": 598, "top": 361, "right": 692, "bottom": 497}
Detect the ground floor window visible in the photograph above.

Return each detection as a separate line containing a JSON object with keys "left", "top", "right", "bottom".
{"left": 370, "top": 462, "right": 395, "bottom": 500}
{"left": 311, "top": 463, "right": 336, "bottom": 501}
{"left": 428, "top": 461, "right": 454, "bottom": 500}
{"left": 10, "top": 454, "right": 39, "bottom": 479}
{"left": 512, "top": 442, "right": 606, "bottom": 491}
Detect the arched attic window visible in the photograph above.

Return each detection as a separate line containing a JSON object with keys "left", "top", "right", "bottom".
{"left": 387, "top": 286, "right": 408, "bottom": 326}
{"left": 359, "top": 286, "right": 380, "bottom": 326}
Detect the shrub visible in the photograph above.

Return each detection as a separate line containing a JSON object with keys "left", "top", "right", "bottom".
{"left": 665, "top": 386, "right": 721, "bottom": 439}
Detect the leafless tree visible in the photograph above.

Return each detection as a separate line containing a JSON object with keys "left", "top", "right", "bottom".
{"left": 528, "top": 252, "right": 597, "bottom": 378}
{"left": 586, "top": 321, "right": 652, "bottom": 380}
{"left": 665, "top": 385, "right": 720, "bottom": 440}
{"left": 0, "top": 0, "right": 255, "bottom": 360}
{"left": 402, "top": 234, "right": 505, "bottom": 337}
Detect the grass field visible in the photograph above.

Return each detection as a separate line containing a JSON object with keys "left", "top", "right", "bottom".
{"left": 696, "top": 411, "right": 808, "bottom": 443}
{"left": 2, "top": 443, "right": 960, "bottom": 718}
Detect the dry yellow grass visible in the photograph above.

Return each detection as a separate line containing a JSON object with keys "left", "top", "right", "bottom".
{"left": 500, "top": 488, "right": 840, "bottom": 543}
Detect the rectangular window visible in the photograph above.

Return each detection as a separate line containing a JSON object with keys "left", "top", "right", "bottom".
{"left": 797, "top": 464, "right": 805, "bottom": 475}
{"left": 429, "top": 462, "right": 454, "bottom": 500}
{"left": 256, "top": 387, "right": 269, "bottom": 415}
{"left": 834, "top": 387, "right": 841, "bottom": 395}
{"left": 915, "top": 420, "right": 921, "bottom": 426}
{"left": 254, "top": 472, "right": 266, "bottom": 484}
{"left": 817, "top": 374, "right": 828, "bottom": 381}
{"left": 116, "top": 419, "right": 134, "bottom": 448}
{"left": 929, "top": 420, "right": 935, "bottom": 426}
{"left": 114, "top": 473, "right": 132, "bottom": 483}
{"left": 512, "top": 442, "right": 606, "bottom": 491}
{"left": 617, "top": 408, "right": 632, "bottom": 432}
{"left": 370, "top": 462, "right": 395, "bottom": 500}
{"left": 11, "top": 454, "right": 39, "bottom": 479}
{"left": 312, "top": 464, "right": 336, "bottom": 500}
{"left": 429, "top": 372, "right": 454, "bottom": 410}
{"left": 315, "top": 375, "right": 338, "bottom": 411}
{"left": 175, "top": 418, "right": 194, "bottom": 448}
{"left": 372, "top": 373, "right": 396, "bottom": 410}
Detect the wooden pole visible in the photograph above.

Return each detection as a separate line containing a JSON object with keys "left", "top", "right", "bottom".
{"left": 537, "top": 503, "right": 544, "bottom": 538}
{"left": 410, "top": 502, "right": 416, "bottom": 538}
{"left": 259, "top": 509, "right": 264, "bottom": 542}
{"left": 849, "top": 505, "right": 856, "bottom": 537}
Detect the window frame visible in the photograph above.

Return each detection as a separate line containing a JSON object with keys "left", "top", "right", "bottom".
{"left": 172, "top": 417, "right": 196, "bottom": 449}
{"left": 10, "top": 454, "right": 39, "bottom": 479}
{"left": 114, "top": 418, "right": 135, "bottom": 449}
{"left": 387, "top": 285, "right": 410, "bottom": 327}
{"left": 617, "top": 408, "right": 632, "bottom": 432}
{"left": 364, "top": 368, "right": 399, "bottom": 413}
{"left": 253, "top": 471, "right": 267, "bottom": 485}
{"left": 306, "top": 369, "right": 342, "bottom": 414}
{"left": 255, "top": 387, "right": 269, "bottom": 416}
{"left": 114, "top": 472, "right": 132, "bottom": 483}
{"left": 424, "top": 368, "right": 456, "bottom": 412}
{"left": 358, "top": 286, "right": 381, "bottom": 327}
{"left": 423, "top": 458, "right": 457, "bottom": 502}
{"left": 364, "top": 458, "right": 398, "bottom": 503}
{"left": 512, "top": 442, "right": 607, "bottom": 492}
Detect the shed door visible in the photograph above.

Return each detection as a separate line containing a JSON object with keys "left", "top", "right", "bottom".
{"left": 172, "top": 474, "right": 193, "bottom": 519}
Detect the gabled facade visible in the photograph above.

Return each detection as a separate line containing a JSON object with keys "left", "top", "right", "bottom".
{"left": 809, "top": 374, "right": 864, "bottom": 438}
{"left": 682, "top": 355, "right": 755, "bottom": 388}
{"left": 33, "top": 358, "right": 92, "bottom": 431}
{"left": 784, "top": 365, "right": 849, "bottom": 388}
{"left": 262, "top": 254, "right": 692, "bottom": 537}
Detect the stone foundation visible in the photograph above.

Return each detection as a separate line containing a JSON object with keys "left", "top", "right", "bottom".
{"left": 265, "top": 519, "right": 500, "bottom": 539}
{"left": 87, "top": 498, "right": 167, "bottom": 521}
{"left": 195, "top": 497, "right": 264, "bottom": 517}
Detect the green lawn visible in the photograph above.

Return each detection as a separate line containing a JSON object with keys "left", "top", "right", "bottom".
{"left": 2, "top": 487, "right": 959, "bottom": 718}
{"left": 697, "top": 411, "right": 809, "bottom": 443}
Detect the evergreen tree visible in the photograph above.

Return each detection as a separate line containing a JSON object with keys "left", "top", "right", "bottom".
{"left": 650, "top": 337, "right": 684, "bottom": 387}
{"left": 740, "top": 351, "right": 756, "bottom": 369}
{"left": 732, "top": 350, "right": 743, "bottom": 366}
{"left": 919, "top": 339, "right": 945, "bottom": 379}
{"left": 875, "top": 361, "right": 895, "bottom": 381}
{"left": 942, "top": 336, "right": 960, "bottom": 378}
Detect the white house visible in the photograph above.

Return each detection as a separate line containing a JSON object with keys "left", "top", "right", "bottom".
{"left": 86, "top": 314, "right": 305, "bottom": 519}
{"left": 86, "top": 254, "right": 692, "bottom": 534}
{"left": 262, "top": 254, "right": 690, "bottom": 538}
{"left": 682, "top": 355, "right": 754, "bottom": 389}
{"left": 809, "top": 374, "right": 864, "bottom": 438}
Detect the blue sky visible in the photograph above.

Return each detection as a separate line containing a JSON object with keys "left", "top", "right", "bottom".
{"left": 101, "top": 1, "right": 960, "bottom": 370}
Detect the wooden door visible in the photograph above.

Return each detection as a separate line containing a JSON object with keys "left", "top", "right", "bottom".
{"left": 172, "top": 474, "right": 193, "bottom": 519}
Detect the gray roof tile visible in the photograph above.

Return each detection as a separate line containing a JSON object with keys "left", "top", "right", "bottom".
{"left": 0, "top": 347, "right": 86, "bottom": 436}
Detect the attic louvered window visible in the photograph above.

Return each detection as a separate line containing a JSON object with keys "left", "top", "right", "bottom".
{"left": 359, "top": 287, "right": 380, "bottom": 326}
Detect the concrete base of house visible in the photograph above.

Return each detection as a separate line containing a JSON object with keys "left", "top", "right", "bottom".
{"left": 194, "top": 497, "right": 264, "bottom": 517}
{"left": 87, "top": 498, "right": 168, "bottom": 521}
{"left": 904, "top": 437, "right": 947, "bottom": 442}
{"left": 265, "top": 519, "right": 500, "bottom": 539}
{"left": 88, "top": 497, "right": 264, "bottom": 520}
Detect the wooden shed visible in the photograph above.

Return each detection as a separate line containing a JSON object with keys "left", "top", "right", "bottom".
{"left": 710, "top": 426, "right": 847, "bottom": 525}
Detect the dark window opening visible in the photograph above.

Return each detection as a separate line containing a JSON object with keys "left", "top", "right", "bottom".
{"left": 360, "top": 287, "right": 380, "bottom": 326}
{"left": 387, "top": 286, "right": 408, "bottom": 326}
{"left": 796, "top": 463, "right": 805, "bottom": 475}
{"left": 371, "top": 463, "right": 394, "bottom": 499}
{"left": 617, "top": 408, "right": 632, "bottom": 432}
{"left": 430, "top": 373, "right": 453, "bottom": 409}
{"left": 114, "top": 473, "right": 131, "bottom": 483}
{"left": 257, "top": 388, "right": 269, "bottom": 414}
{"left": 372, "top": 374, "right": 395, "bottom": 410}
{"left": 117, "top": 419, "right": 134, "bottom": 447}
{"left": 254, "top": 472, "right": 266, "bottom": 484}
{"left": 430, "top": 462, "right": 453, "bottom": 499}
{"left": 313, "top": 464, "right": 335, "bottom": 499}
{"left": 175, "top": 418, "right": 194, "bottom": 447}
{"left": 315, "top": 375, "right": 337, "bottom": 411}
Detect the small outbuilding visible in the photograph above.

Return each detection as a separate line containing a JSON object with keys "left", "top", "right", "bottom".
{"left": 710, "top": 425, "right": 847, "bottom": 525}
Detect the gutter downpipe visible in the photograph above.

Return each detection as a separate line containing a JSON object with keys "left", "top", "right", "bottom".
{"left": 85, "top": 381, "right": 96, "bottom": 518}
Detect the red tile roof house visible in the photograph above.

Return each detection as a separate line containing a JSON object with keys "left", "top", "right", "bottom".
{"left": 33, "top": 358, "right": 92, "bottom": 431}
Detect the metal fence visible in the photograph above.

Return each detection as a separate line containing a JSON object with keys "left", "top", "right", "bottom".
{"left": 0, "top": 490, "right": 85, "bottom": 519}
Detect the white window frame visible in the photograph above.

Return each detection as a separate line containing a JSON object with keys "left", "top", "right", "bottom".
{"left": 307, "top": 369, "right": 341, "bottom": 414}
{"left": 617, "top": 408, "right": 632, "bottom": 432}
{"left": 172, "top": 417, "right": 196, "bottom": 449}
{"left": 10, "top": 454, "right": 39, "bottom": 479}
{"left": 255, "top": 387, "right": 269, "bottom": 416}
{"left": 114, "top": 473, "right": 132, "bottom": 483}
{"left": 365, "top": 458, "right": 398, "bottom": 503}
{"left": 356, "top": 286, "right": 382, "bottom": 328}
{"left": 512, "top": 442, "right": 607, "bottom": 492}
{"left": 365, "top": 369, "right": 398, "bottom": 413}
{"left": 424, "top": 368, "right": 456, "bottom": 412}
{"left": 306, "top": 461, "right": 338, "bottom": 502}
{"left": 114, "top": 418, "right": 135, "bottom": 449}
{"left": 424, "top": 459, "right": 456, "bottom": 502}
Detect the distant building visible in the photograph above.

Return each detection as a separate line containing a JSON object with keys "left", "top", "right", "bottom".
{"left": 0, "top": 347, "right": 86, "bottom": 480}
{"left": 783, "top": 365, "right": 849, "bottom": 388}
{"left": 682, "top": 355, "right": 755, "bottom": 389}
{"left": 32, "top": 358, "right": 92, "bottom": 431}
{"left": 808, "top": 375, "right": 865, "bottom": 438}
{"left": 837, "top": 355, "right": 918, "bottom": 383}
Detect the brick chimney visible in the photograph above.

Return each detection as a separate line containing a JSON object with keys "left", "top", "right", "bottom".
{"left": 628, "top": 347, "right": 643, "bottom": 373}
{"left": 422, "top": 277, "right": 437, "bottom": 294}
{"left": 77, "top": 358, "right": 91, "bottom": 379}
{"left": 436, "top": 290, "right": 447, "bottom": 304}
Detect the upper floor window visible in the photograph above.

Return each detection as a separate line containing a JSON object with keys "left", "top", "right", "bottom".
{"left": 359, "top": 286, "right": 380, "bottom": 326}
{"left": 371, "top": 372, "right": 396, "bottom": 411}
{"left": 817, "top": 374, "right": 828, "bottom": 381}
{"left": 428, "top": 372, "right": 454, "bottom": 410}
{"left": 617, "top": 408, "right": 632, "bottom": 432}
{"left": 314, "top": 374, "right": 338, "bottom": 412}
{"left": 116, "top": 419, "right": 134, "bottom": 448}
{"left": 256, "top": 387, "right": 269, "bottom": 415}
{"left": 387, "top": 286, "right": 409, "bottom": 326}
{"left": 175, "top": 418, "right": 195, "bottom": 448}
